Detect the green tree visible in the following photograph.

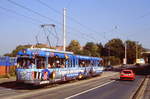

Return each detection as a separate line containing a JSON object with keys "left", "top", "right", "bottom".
{"left": 126, "top": 40, "right": 136, "bottom": 64}
{"left": 105, "top": 38, "right": 124, "bottom": 60}
{"left": 126, "top": 40, "right": 145, "bottom": 64}
{"left": 83, "top": 42, "right": 99, "bottom": 57}
{"left": 96, "top": 43, "right": 104, "bottom": 57}
{"left": 67, "top": 40, "right": 81, "bottom": 54}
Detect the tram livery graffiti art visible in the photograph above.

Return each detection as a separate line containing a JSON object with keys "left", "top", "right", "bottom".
{"left": 16, "top": 48, "right": 104, "bottom": 85}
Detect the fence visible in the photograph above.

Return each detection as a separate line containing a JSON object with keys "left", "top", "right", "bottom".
{"left": 0, "top": 56, "right": 17, "bottom": 76}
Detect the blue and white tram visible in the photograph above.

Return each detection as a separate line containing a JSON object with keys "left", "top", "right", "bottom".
{"left": 16, "top": 48, "right": 104, "bottom": 85}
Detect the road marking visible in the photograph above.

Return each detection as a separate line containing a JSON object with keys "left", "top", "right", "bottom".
{"left": 65, "top": 80, "right": 115, "bottom": 99}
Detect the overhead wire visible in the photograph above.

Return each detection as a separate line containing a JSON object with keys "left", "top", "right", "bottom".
{"left": 7, "top": 0, "right": 62, "bottom": 24}
{"left": 5, "top": 0, "right": 148, "bottom": 45}
{"left": 35, "top": 0, "right": 99, "bottom": 41}
{"left": 0, "top": 5, "right": 43, "bottom": 24}
{"left": 36, "top": 0, "right": 150, "bottom": 47}
{"left": 7, "top": 0, "right": 96, "bottom": 42}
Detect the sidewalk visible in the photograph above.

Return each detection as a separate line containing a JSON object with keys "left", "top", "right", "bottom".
{"left": 0, "top": 76, "right": 16, "bottom": 84}
{"left": 143, "top": 75, "right": 150, "bottom": 99}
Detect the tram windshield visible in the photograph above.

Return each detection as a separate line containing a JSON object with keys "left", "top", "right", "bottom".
{"left": 17, "top": 57, "right": 36, "bottom": 69}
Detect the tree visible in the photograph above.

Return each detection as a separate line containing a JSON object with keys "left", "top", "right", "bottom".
{"left": 126, "top": 40, "right": 145, "bottom": 64}
{"left": 105, "top": 38, "right": 124, "bottom": 60}
{"left": 96, "top": 43, "right": 104, "bottom": 56}
{"left": 104, "top": 38, "right": 125, "bottom": 65}
{"left": 83, "top": 42, "right": 99, "bottom": 57}
{"left": 67, "top": 40, "right": 81, "bottom": 54}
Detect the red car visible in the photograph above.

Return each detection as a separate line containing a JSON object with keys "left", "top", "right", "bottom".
{"left": 120, "top": 69, "right": 135, "bottom": 81}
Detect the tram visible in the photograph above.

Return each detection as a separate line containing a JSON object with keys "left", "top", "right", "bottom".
{"left": 16, "top": 48, "right": 104, "bottom": 85}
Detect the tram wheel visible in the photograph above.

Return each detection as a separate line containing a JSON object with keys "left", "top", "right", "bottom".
{"left": 78, "top": 74, "right": 83, "bottom": 79}
{"left": 62, "top": 76, "right": 67, "bottom": 82}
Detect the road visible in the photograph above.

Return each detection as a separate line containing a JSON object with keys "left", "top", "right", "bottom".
{"left": 0, "top": 72, "right": 144, "bottom": 99}
{"left": 69, "top": 76, "right": 144, "bottom": 99}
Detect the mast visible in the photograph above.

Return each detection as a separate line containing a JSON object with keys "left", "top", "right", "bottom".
{"left": 63, "top": 8, "right": 66, "bottom": 51}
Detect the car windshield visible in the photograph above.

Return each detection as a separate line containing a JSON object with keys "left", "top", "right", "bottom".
{"left": 122, "top": 71, "right": 131, "bottom": 74}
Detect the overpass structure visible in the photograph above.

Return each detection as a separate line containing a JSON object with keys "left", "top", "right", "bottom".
{"left": 141, "top": 51, "right": 150, "bottom": 64}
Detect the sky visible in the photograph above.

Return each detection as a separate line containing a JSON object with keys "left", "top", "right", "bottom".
{"left": 0, "top": 0, "right": 150, "bottom": 55}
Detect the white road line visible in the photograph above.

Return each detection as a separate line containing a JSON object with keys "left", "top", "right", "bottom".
{"left": 65, "top": 80, "right": 115, "bottom": 99}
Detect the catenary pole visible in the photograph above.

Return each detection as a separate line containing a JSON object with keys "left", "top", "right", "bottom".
{"left": 63, "top": 8, "right": 66, "bottom": 51}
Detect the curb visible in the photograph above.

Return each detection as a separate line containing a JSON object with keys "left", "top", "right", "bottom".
{"left": 0, "top": 77, "right": 16, "bottom": 84}
{"left": 131, "top": 76, "right": 149, "bottom": 99}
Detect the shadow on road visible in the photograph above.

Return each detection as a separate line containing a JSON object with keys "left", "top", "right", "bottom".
{"left": 0, "top": 78, "right": 85, "bottom": 90}
{"left": 0, "top": 81, "right": 44, "bottom": 90}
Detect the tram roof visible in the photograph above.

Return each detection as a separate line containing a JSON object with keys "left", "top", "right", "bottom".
{"left": 17, "top": 48, "right": 102, "bottom": 61}
{"left": 28, "top": 48, "right": 73, "bottom": 54}
{"left": 76, "top": 55, "right": 102, "bottom": 61}
{"left": 17, "top": 48, "right": 74, "bottom": 58}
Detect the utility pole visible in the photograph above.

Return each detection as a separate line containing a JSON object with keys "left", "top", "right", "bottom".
{"left": 136, "top": 41, "right": 139, "bottom": 62}
{"left": 63, "top": 8, "right": 66, "bottom": 51}
{"left": 108, "top": 46, "right": 110, "bottom": 65}
{"left": 124, "top": 41, "right": 127, "bottom": 65}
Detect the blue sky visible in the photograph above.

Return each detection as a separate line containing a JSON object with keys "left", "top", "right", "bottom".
{"left": 0, "top": 0, "right": 150, "bottom": 55}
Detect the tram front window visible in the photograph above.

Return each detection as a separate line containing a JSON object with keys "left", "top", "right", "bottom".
{"left": 17, "top": 57, "right": 35, "bottom": 69}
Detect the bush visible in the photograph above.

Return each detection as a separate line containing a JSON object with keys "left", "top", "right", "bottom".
{"left": 9, "top": 66, "right": 16, "bottom": 76}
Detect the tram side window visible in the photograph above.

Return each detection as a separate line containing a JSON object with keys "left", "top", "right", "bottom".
{"left": 48, "top": 58, "right": 54, "bottom": 68}
{"left": 55, "top": 59, "right": 61, "bottom": 68}
{"left": 36, "top": 57, "right": 45, "bottom": 69}
{"left": 72, "top": 59, "right": 75, "bottom": 67}
{"left": 79, "top": 60, "right": 86, "bottom": 67}
{"left": 55, "top": 58, "right": 65, "bottom": 68}
{"left": 98, "top": 60, "right": 102, "bottom": 66}
{"left": 60, "top": 59, "right": 65, "bottom": 68}
{"left": 48, "top": 57, "right": 65, "bottom": 68}
{"left": 90, "top": 61, "right": 94, "bottom": 67}
{"left": 65, "top": 59, "right": 69, "bottom": 68}
{"left": 67, "top": 59, "right": 72, "bottom": 67}
{"left": 94, "top": 61, "right": 97, "bottom": 66}
{"left": 85, "top": 60, "right": 90, "bottom": 67}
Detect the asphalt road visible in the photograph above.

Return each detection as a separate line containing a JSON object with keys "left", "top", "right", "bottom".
{"left": 0, "top": 72, "right": 144, "bottom": 99}
{"left": 70, "top": 76, "right": 144, "bottom": 99}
